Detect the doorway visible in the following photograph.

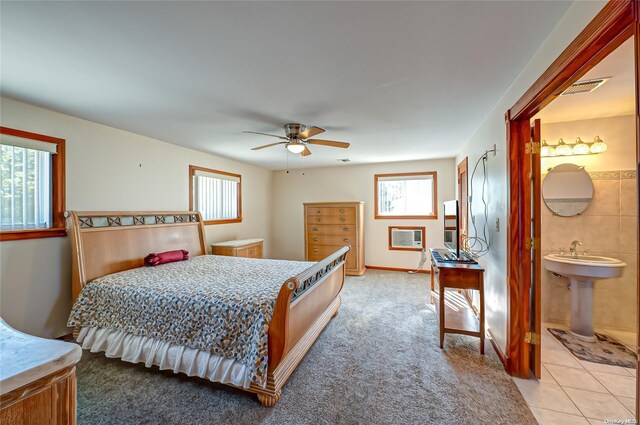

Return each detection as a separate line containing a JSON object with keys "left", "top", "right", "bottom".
{"left": 505, "top": 0, "right": 639, "bottom": 421}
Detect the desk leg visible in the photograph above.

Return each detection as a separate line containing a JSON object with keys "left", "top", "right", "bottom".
{"left": 479, "top": 276, "right": 485, "bottom": 355}
{"left": 439, "top": 284, "right": 445, "bottom": 349}
{"left": 430, "top": 265, "right": 435, "bottom": 304}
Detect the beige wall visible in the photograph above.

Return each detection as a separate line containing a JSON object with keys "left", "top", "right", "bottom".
{"left": 271, "top": 159, "right": 456, "bottom": 269}
{"left": 541, "top": 115, "right": 637, "bottom": 332}
{"left": 0, "top": 97, "right": 274, "bottom": 338}
{"left": 455, "top": 1, "right": 607, "bottom": 353}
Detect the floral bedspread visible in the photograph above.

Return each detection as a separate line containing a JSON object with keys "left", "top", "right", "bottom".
{"left": 67, "top": 255, "right": 314, "bottom": 386}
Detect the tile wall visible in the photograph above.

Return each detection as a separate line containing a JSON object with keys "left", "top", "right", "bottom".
{"left": 541, "top": 170, "right": 638, "bottom": 332}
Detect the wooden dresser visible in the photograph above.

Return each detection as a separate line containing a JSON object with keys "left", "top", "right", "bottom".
{"left": 304, "top": 202, "right": 365, "bottom": 276}
{"left": 0, "top": 319, "right": 81, "bottom": 425}
{"left": 211, "top": 239, "right": 263, "bottom": 259}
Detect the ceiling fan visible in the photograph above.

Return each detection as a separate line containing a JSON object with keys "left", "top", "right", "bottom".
{"left": 244, "top": 123, "right": 350, "bottom": 156}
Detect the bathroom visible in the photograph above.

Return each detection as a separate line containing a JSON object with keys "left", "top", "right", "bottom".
{"left": 535, "top": 37, "right": 637, "bottom": 420}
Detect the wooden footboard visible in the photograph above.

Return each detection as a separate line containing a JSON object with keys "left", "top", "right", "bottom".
{"left": 249, "top": 246, "right": 349, "bottom": 406}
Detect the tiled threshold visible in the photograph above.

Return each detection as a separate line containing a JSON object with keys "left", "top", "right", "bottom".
{"left": 513, "top": 323, "right": 636, "bottom": 425}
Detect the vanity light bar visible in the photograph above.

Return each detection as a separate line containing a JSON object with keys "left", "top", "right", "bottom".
{"left": 540, "top": 136, "right": 607, "bottom": 158}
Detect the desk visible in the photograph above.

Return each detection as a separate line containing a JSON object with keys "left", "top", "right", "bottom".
{"left": 430, "top": 249, "right": 485, "bottom": 354}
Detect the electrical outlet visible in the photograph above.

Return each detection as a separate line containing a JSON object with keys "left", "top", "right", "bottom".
{"left": 495, "top": 218, "right": 500, "bottom": 232}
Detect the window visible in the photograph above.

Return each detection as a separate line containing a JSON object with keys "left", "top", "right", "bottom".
{"left": 0, "top": 127, "right": 66, "bottom": 241}
{"left": 189, "top": 165, "right": 242, "bottom": 224}
{"left": 374, "top": 172, "right": 437, "bottom": 219}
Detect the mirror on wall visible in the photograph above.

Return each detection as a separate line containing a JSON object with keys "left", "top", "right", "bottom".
{"left": 542, "top": 163, "right": 594, "bottom": 216}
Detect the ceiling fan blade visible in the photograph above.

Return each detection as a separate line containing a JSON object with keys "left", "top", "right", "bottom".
{"left": 307, "top": 139, "right": 350, "bottom": 149}
{"left": 243, "top": 131, "right": 287, "bottom": 140}
{"left": 300, "top": 146, "right": 312, "bottom": 157}
{"left": 251, "top": 141, "right": 286, "bottom": 150}
{"left": 298, "top": 126, "right": 325, "bottom": 139}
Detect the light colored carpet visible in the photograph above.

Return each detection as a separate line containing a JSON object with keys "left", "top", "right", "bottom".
{"left": 76, "top": 270, "right": 536, "bottom": 424}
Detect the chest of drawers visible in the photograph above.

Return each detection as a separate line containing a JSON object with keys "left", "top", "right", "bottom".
{"left": 211, "top": 239, "right": 263, "bottom": 259}
{"left": 304, "top": 202, "right": 365, "bottom": 276}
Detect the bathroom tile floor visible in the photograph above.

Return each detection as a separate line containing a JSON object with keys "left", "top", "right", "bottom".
{"left": 513, "top": 323, "right": 636, "bottom": 425}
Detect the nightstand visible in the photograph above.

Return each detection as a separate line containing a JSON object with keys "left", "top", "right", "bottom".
{"left": 211, "top": 239, "right": 263, "bottom": 259}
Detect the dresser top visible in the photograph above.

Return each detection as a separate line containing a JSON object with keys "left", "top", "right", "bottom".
{"left": 211, "top": 238, "right": 264, "bottom": 247}
{"left": 0, "top": 319, "right": 82, "bottom": 395}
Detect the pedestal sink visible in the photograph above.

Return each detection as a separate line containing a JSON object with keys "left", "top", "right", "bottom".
{"left": 543, "top": 254, "right": 626, "bottom": 341}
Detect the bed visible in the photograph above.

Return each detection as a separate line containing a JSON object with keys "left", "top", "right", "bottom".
{"left": 66, "top": 210, "right": 348, "bottom": 406}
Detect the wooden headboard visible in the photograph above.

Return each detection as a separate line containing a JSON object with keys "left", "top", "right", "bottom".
{"left": 67, "top": 211, "right": 206, "bottom": 302}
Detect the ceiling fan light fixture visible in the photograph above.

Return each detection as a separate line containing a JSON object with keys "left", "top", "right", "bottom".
{"left": 286, "top": 143, "right": 306, "bottom": 154}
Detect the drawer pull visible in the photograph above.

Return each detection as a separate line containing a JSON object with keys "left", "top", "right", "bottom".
{"left": 316, "top": 210, "right": 321, "bottom": 214}
{"left": 249, "top": 250, "right": 255, "bottom": 255}
{"left": 313, "top": 238, "right": 318, "bottom": 242}
{"left": 339, "top": 218, "right": 345, "bottom": 222}
{"left": 316, "top": 218, "right": 321, "bottom": 222}
{"left": 343, "top": 239, "right": 350, "bottom": 243}
{"left": 312, "top": 227, "right": 318, "bottom": 231}
{"left": 313, "top": 248, "right": 319, "bottom": 253}
{"left": 339, "top": 209, "right": 345, "bottom": 213}
{"left": 343, "top": 227, "right": 349, "bottom": 232}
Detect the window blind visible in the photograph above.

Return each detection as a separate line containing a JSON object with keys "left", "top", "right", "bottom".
{"left": 0, "top": 133, "right": 58, "bottom": 154}
{"left": 194, "top": 175, "right": 239, "bottom": 221}
{"left": 0, "top": 145, "right": 52, "bottom": 230}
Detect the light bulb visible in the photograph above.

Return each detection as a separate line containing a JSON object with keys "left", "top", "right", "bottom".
{"left": 572, "top": 137, "right": 589, "bottom": 155}
{"left": 590, "top": 136, "right": 607, "bottom": 154}
{"left": 286, "top": 143, "right": 306, "bottom": 154}
{"left": 540, "top": 140, "right": 552, "bottom": 157}
{"left": 555, "top": 138, "right": 573, "bottom": 156}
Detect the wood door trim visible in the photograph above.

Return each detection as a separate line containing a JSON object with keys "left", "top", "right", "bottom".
{"left": 457, "top": 157, "right": 468, "bottom": 245}
{"left": 633, "top": 2, "right": 640, "bottom": 418}
{"left": 531, "top": 119, "right": 542, "bottom": 380}
{"left": 506, "top": 118, "right": 533, "bottom": 378}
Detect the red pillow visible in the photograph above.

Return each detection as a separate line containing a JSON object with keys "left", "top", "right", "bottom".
{"left": 144, "top": 250, "right": 189, "bottom": 266}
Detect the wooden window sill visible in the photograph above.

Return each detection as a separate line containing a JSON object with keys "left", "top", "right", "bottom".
{"left": 0, "top": 227, "right": 67, "bottom": 241}
{"left": 203, "top": 218, "right": 243, "bottom": 225}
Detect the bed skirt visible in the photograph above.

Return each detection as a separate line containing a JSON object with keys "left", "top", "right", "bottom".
{"left": 77, "top": 327, "right": 254, "bottom": 389}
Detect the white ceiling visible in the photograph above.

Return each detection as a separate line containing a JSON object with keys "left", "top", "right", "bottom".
{"left": 0, "top": 1, "right": 571, "bottom": 170}
{"left": 536, "top": 37, "right": 635, "bottom": 124}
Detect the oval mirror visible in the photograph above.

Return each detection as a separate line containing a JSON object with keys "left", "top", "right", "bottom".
{"left": 542, "top": 163, "right": 594, "bottom": 216}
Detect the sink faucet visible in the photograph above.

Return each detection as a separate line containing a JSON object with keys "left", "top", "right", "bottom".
{"left": 570, "top": 240, "right": 582, "bottom": 257}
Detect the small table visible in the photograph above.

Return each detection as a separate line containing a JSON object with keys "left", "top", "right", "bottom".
{"left": 430, "top": 249, "right": 485, "bottom": 354}
{"left": 211, "top": 239, "right": 264, "bottom": 259}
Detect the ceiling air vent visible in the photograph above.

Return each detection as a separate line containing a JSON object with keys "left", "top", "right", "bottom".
{"left": 561, "top": 77, "right": 610, "bottom": 96}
